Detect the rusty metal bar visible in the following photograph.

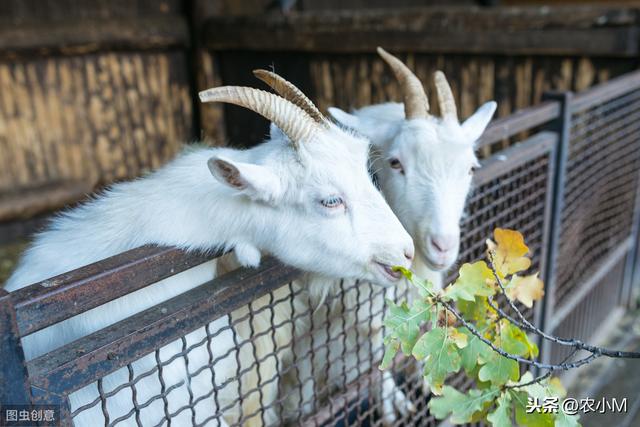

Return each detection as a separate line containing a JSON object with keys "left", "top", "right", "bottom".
{"left": 475, "top": 131, "right": 557, "bottom": 186}
{"left": 11, "top": 245, "right": 216, "bottom": 336}
{"left": 536, "top": 135, "right": 558, "bottom": 330}
{"left": 621, "top": 170, "right": 640, "bottom": 308}
{"left": 30, "top": 384, "right": 73, "bottom": 427}
{"left": 0, "top": 289, "right": 32, "bottom": 405}
{"left": 26, "top": 257, "right": 301, "bottom": 396}
{"left": 478, "top": 101, "right": 561, "bottom": 149}
{"left": 571, "top": 69, "right": 640, "bottom": 113}
{"left": 539, "top": 91, "right": 572, "bottom": 363}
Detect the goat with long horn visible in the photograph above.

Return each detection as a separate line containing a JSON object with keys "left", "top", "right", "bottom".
{"left": 6, "top": 80, "right": 414, "bottom": 427}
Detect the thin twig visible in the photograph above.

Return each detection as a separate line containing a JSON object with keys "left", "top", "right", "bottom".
{"left": 436, "top": 296, "right": 600, "bottom": 371}
{"left": 505, "top": 347, "right": 580, "bottom": 389}
{"left": 486, "top": 252, "right": 640, "bottom": 359}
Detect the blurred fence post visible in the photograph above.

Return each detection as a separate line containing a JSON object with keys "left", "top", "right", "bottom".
{"left": 623, "top": 172, "right": 640, "bottom": 309}
{"left": 539, "top": 90, "right": 572, "bottom": 364}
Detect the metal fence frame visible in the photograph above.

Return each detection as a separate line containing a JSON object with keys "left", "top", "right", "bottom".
{"left": 2, "top": 69, "right": 640, "bottom": 426}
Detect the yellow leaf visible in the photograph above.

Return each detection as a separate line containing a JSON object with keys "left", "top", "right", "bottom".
{"left": 487, "top": 229, "right": 531, "bottom": 277}
{"left": 506, "top": 273, "right": 544, "bottom": 308}
{"left": 449, "top": 327, "right": 469, "bottom": 349}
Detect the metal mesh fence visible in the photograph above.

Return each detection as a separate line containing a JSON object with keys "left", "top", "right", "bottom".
{"left": 9, "top": 73, "right": 640, "bottom": 427}
{"left": 64, "top": 137, "right": 554, "bottom": 427}
{"left": 554, "top": 89, "right": 640, "bottom": 309}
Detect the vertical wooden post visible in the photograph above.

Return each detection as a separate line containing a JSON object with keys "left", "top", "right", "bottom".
{"left": 539, "top": 91, "right": 572, "bottom": 365}
{"left": 0, "top": 289, "right": 31, "bottom": 404}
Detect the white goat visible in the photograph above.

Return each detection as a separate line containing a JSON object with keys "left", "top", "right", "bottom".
{"left": 252, "top": 46, "right": 496, "bottom": 424}
{"left": 5, "top": 84, "right": 414, "bottom": 427}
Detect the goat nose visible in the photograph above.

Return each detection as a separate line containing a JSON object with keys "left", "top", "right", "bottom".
{"left": 404, "top": 246, "right": 414, "bottom": 261}
{"left": 430, "top": 235, "right": 456, "bottom": 253}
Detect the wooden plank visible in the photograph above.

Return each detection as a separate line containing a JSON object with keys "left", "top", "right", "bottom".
{"left": 0, "top": 182, "right": 91, "bottom": 222}
{"left": 0, "top": 17, "right": 189, "bottom": 57}
{"left": 201, "top": 7, "right": 640, "bottom": 57}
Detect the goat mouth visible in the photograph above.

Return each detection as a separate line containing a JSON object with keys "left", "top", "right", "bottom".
{"left": 419, "top": 251, "right": 449, "bottom": 271}
{"left": 373, "top": 261, "right": 403, "bottom": 282}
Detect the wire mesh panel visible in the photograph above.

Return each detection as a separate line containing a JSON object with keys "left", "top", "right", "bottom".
{"left": 271, "top": 133, "right": 557, "bottom": 427}
{"left": 552, "top": 85, "right": 640, "bottom": 323}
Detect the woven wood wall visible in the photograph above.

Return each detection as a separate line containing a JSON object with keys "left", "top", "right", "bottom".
{"left": 0, "top": 0, "right": 194, "bottom": 222}
{"left": 2, "top": 2, "right": 640, "bottom": 226}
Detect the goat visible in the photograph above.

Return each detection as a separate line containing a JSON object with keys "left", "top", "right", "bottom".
{"left": 253, "top": 45, "right": 496, "bottom": 424}
{"left": 4, "top": 84, "right": 414, "bottom": 427}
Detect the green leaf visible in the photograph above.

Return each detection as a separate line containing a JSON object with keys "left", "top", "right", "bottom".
{"left": 445, "top": 262, "right": 496, "bottom": 302}
{"left": 392, "top": 265, "right": 413, "bottom": 281}
{"left": 384, "top": 299, "right": 428, "bottom": 355}
{"left": 413, "top": 277, "right": 435, "bottom": 298}
{"left": 459, "top": 327, "right": 493, "bottom": 374}
{"left": 500, "top": 320, "right": 538, "bottom": 358}
{"left": 429, "top": 385, "right": 500, "bottom": 424}
{"left": 487, "top": 392, "right": 513, "bottom": 427}
{"left": 413, "top": 327, "right": 462, "bottom": 393}
{"left": 379, "top": 339, "right": 399, "bottom": 370}
{"left": 478, "top": 351, "right": 520, "bottom": 386}
{"left": 510, "top": 390, "right": 555, "bottom": 427}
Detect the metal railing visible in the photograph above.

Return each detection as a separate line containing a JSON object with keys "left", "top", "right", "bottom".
{"left": 2, "top": 69, "right": 640, "bottom": 426}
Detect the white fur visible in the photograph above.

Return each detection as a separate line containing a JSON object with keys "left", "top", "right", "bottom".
{"left": 276, "top": 101, "right": 497, "bottom": 424}
{"left": 5, "top": 123, "right": 414, "bottom": 426}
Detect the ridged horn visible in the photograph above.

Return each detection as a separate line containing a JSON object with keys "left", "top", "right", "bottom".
{"left": 253, "top": 69, "right": 327, "bottom": 125}
{"left": 199, "top": 86, "right": 319, "bottom": 146}
{"left": 377, "top": 47, "right": 429, "bottom": 119}
{"left": 434, "top": 70, "right": 458, "bottom": 121}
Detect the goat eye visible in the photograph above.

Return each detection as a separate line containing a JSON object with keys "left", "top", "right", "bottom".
{"left": 320, "top": 196, "right": 344, "bottom": 209}
{"left": 389, "top": 158, "right": 404, "bottom": 173}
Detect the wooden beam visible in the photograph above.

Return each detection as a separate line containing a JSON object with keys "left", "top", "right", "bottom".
{"left": 0, "top": 16, "right": 189, "bottom": 57}
{"left": 0, "top": 182, "right": 92, "bottom": 222}
{"left": 202, "top": 6, "right": 640, "bottom": 57}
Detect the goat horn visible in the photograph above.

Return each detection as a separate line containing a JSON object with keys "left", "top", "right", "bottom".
{"left": 253, "top": 69, "right": 327, "bottom": 125}
{"left": 434, "top": 71, "right": 458, "bottom": 121}
{"left": 199, "top": 86, "right": 319, "bottom": 147}
{"left": 377, "top": 47, "right": 429, "bottom": 119}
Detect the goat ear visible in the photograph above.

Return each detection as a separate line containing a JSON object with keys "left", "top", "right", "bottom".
{"left": 328, "top": 107, "right": 361, "bottom": 130}
{"left": 208, "top": 156, "right": 282, "bottom": 203}
{"left": 461, "top": 101, "right": 497, "bottom": 143}
{"left": 269, "top": 122, "right": 287, "bottom": 141}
